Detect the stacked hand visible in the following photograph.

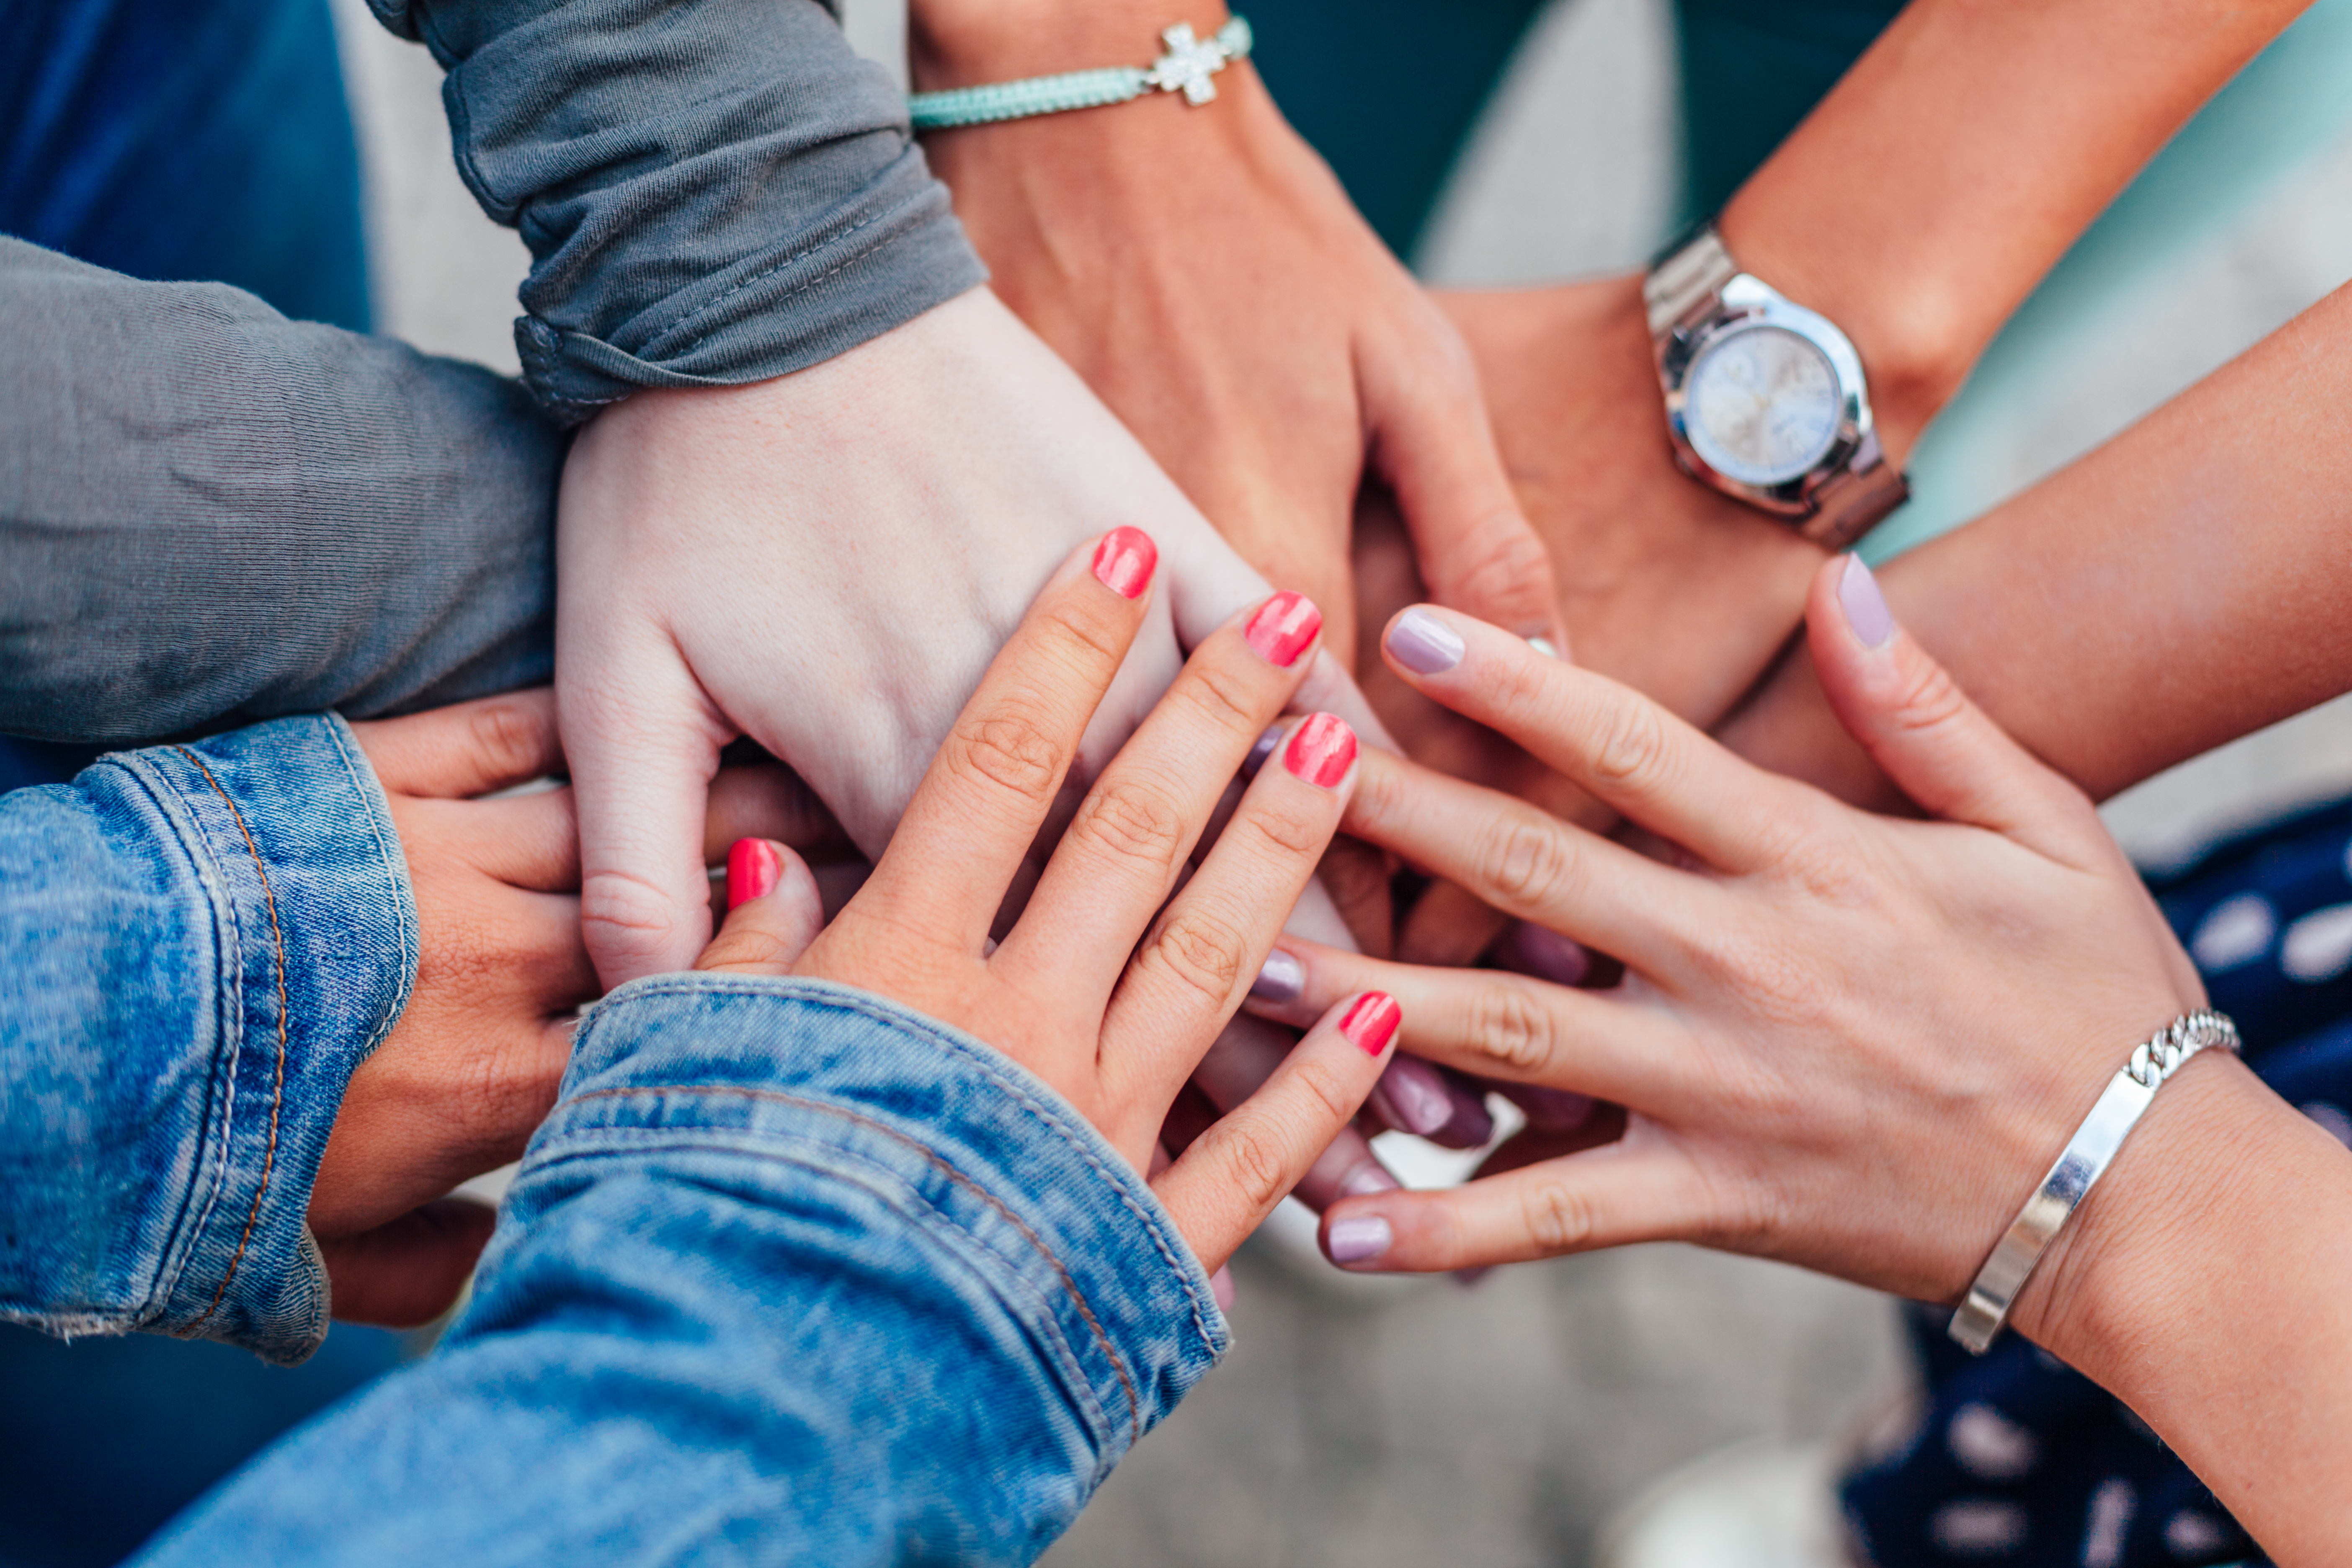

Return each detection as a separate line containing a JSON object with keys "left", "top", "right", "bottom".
{"left": 911, "top": 1, "right": 1560, "bottom": 668}
{"left": 692, "top": 534, "right": 1396, "bottom": 1272}
{"left": 1248, "top": 561, "right": 2212, "bottom": 1314}
{"left": 315, "top": 691, "right": 842, "bottom": 1326}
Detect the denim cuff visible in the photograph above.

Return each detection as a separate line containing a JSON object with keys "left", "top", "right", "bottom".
{"left": 542, "top": 976, "right": 1230, "bottom": 1469}
{"left": 88, "top": 717, "right": 413, "bottom": 1362}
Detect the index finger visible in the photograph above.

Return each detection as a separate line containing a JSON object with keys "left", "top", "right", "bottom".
{"left": 859, "top": 529, "right": 1157, "bottom": 953}
{"left": 1377, "top": 606, "right": 1817, "bottom": 874}
{"left": 348, "top": 689, "right": 562, "bottom": 799}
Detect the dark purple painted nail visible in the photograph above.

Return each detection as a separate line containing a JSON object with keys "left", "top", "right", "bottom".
{"left": 1489, "top": 920, "right": 1592, "bottom": 987}
{"left": 1370, "top": 1055, "right": 1454, "bottom": 1137}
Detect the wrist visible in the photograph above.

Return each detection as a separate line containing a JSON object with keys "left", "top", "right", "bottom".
{"left": 1715, "top": 196, "right": 1965, "bottom": 464}
{"left": 911, "top": 0, "right": 1232, "bottom": 90}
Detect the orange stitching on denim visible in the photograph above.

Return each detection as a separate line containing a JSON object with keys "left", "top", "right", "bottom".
{"left": 567, "top": 1083, "right": 1146, "bottom": 1444}
{"left": 173, "top": 748, "right": 290, "bottom": 1334}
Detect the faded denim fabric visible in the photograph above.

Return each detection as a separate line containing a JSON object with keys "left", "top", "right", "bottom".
{"left": 372, "top": 0, "right": 986, "bottom": 422}
{"left": 0, "top": 239, "right": 560, "bottom": 742}
{"left": 141, "top": 977, "right": 1229, "bottom": 1565}
{"left": 0, "top": 715, "right": 416, "bottom": 1365}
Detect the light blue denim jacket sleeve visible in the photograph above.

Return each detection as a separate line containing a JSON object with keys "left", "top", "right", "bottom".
{"left": 0, "top": 715, "right": 416, "bottom": 1366}
{"left": 139, "top": 976, "right": 1231, "bottom": 1565}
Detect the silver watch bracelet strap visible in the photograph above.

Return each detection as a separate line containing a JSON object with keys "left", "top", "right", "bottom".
{"left": 1949, "top": 1009, "right": 2239, "bottom": 1354}
{"left": 1801, "top": 433, "right": 1908, "bottom": 551}
{"left": 1643, "top": 223, "right": 1738, "bottom": 337}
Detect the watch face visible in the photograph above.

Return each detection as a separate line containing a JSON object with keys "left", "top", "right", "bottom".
{"left": 1683, "top": 323, "right": 1844, "bottom": 486}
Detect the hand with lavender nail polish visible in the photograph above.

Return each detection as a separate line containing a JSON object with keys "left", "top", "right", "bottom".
{"left": 694, "top": 535, "right": 1405, "bottom": 1276}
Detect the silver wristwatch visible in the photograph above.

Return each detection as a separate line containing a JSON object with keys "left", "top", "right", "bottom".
{"left": 1644, "top": 224, "right": 1907, "bottom": 550}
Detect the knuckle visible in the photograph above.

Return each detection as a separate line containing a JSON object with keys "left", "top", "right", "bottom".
{"left": 694, "top": 927, "right": 799, "bottom": 974}
{"left": 1449, "top": 521, "right": 1553, "bottom": 611}
{"left": 1203, "top": 1120, "right": 1292, "bottom": 1214}
{"left": 1038, "top": 602, "right": 1130, "bottom": 674}
{"left": 1477, "top": 812, "right": 1579, "bottom": 911}
{"left": 948, "top": 707, "right": 1067, "bottom": 806}
{"left": 1471, "top": 983, "right": 1559, "bottom": 1075}
{"left": 1516, "top": 1174, "right": 1600, "bottom": 1254}
{"left": 1074, "top": 779, "right": 1188, "bottom": 871}
{"left": 1143, "top": 907, "right": 1251, "bottom": 1007}
{"left": 1242, "top": 797, "right": 1330, "bottom": 860}
{"left": 1888, "top": 655, "right": 1971, "bottom": 738}
{"left": 465, "top": 697, "right": 550, "bottom": 787}
{"left": 1173, "top": 659, "right": 1264, "bottom": 733}
{"left": 1588, "top": 695, "right": 1675, "bottom": 797}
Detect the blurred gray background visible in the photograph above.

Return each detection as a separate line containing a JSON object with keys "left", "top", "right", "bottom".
{"left": 326, "top": 1, "right": 2352, "bottom": 1560}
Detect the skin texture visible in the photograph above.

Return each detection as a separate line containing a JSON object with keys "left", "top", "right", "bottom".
{"left": 1720, "top": 281, "right": 2352, "bottom": 811}
{"left": 556, "top": 287, "right": 1385, "bottom": 990}
{"left": 693, "top": 536, "right": 1395, "bottom": 1273}
{"left": 315, "top": 691, "right": 846, "bottom": 1327}
{"left": 910, "top": 0, "right": 1560, "bottom": 667}
{"left": 1251, "top": 576, "right": 2352, "bottom": 1560}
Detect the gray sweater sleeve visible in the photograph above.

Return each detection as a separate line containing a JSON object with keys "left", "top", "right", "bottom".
{"left": 0, "top": 239, "right": 559, "bottom": 741}
{"left": 372, "top": 0, "right": 988, "bottom": 423}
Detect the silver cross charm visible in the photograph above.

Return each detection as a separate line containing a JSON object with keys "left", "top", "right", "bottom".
{"left": 1145, "top": 23, "right": 1231, "bottom": 106}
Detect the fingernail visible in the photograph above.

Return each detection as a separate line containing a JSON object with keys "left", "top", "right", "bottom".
{"left": 1283, "top": 713, "right": 1357, "bottom": 789}
{"left": 1385, "top": 607, "right": 1465, "bottom": 675}
{"left": 1526, "top": 634, "right": 1563, "bottom": 660}
{"left": 1091, "top": 526, "right": 1157, "bottom": 599}
{"left": 1339, "top": 991, "right": 1401, "bottom": 1057}
{"left": 1338, "top": 1160, "right": 1400, "bottom": 1197}
{"left": 1241, "top": 723, "right": 1284, "bottom": 779}
{"left": 1210, "top": 1264, "right": 1236, "bottom": 1312}
{"left": 1839, "top": 554, "right": 1894, "bottom": 650}
{"left": 1432, "top": 1081, "right": 1495, "bottom": 1150}
{"left": 1506, "top": 1084, "right": 1596, "bottom": 1134}
{"left": 1489, "top": 921, "right": 1591, "bottom": 988}
{"left": 727, "top": 837, "right": 781, "bottom": 910}
{"left": 1251, "top": 948, "right": 1304, "bottom": 1003}
{"left": 1244, "top": 591, "right": 1323, "bottom": 667}
{"left": 1326, "top": 1214, "right": 1393, "bottom": 1266}
{"left": 1370, "top": 1053, "right": 1451, "bottom": 1135}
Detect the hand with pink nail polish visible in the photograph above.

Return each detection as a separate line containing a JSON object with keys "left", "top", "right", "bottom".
{"left": 557, "top": 289, "right": 1394, "bottom": 991}
{"left": 693, "top": 536, "right": 1400, "bottom": 1275}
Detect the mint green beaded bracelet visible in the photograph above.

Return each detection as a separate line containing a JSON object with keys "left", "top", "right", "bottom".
{"left": 906, "top": 17, "right": 1253, "bottom": 131}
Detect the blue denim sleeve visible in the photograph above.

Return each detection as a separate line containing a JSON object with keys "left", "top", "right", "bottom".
{"left": 140, "top": 977, "right": 1230, "bottom": 1565}
{"left": 0, "top": 716, "right": 416, "bottom": 1366}
{"left": 371, "top": 0, "right": 987, "bottom": 423}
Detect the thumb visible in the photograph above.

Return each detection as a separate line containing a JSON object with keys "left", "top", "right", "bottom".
{"left": 1806, "top": 554, "right": 2095, "bottom": 858}
{"left": 696, "top": 838, "right": 825, "bottom": 975}
{"left": 1361, "top": 321, "right": 1563, "bottom": 648}
{"left": 562, "top": 639, "right": 732, "bottom": 985}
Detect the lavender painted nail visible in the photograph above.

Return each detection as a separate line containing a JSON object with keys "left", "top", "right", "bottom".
{"left": 1385, "top": 608, "right": 1465, "bottom": 675}
{"left": 1326, "top": 1215, "right": 1393, "bottom": 1265}
{"left": 1250, "top": 949, "right": 1304, "bottom": 1003}
{"left": 1370, "top": 1055, "right": 1454, "bottom": 1137}
{"left": 1839, "top": 554, "right": 1895, "bottom": 650}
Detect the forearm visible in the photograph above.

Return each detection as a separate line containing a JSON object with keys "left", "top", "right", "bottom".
{"left": 1723, "top": 0, "right": 2304, "bottom": 456}
{"left": 2015, "top": 1054, "right": 2352, "bottom": 1561}
{"left": 1722, "top": 282, "right": 2352, "bottom": 807}
{"left": 0, "top": 239, "right": 558, "bottom": 741}
{"left": 140, "top": 978, "right": 1224, "bottom": 1563}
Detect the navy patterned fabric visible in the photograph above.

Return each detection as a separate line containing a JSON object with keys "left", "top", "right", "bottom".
{"left": 1841, "top": 798, "right": 2352, "bottom": 1567}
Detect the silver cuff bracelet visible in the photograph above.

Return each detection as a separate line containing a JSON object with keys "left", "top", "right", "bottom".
{"left": 1949, "top": 1009, "right": 2239, "bottom": 1354}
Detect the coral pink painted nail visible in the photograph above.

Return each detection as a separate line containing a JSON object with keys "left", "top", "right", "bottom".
{"left": 1091, "top": 527, "right": 1157, "bottom": 599}
{"left": 1243, "top": 591, "right": 1323, "bottom": 667}
{"left": 1339, "top": 992, "right": 1401, "bottom": 1057}
{"left": 727, "top": 837, "right": 781, "bottom": 910}
{"left": 1283, "top": 712, "right": 1357, "bottom": 789}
